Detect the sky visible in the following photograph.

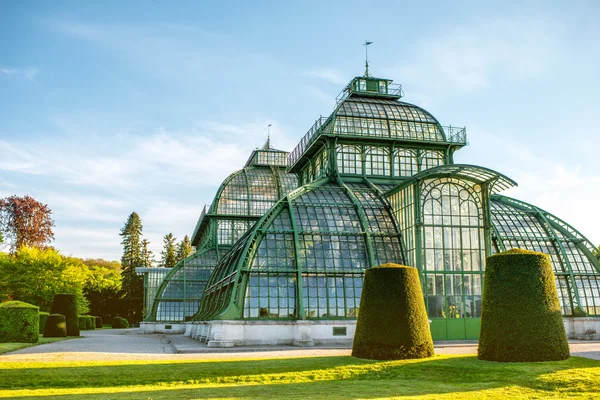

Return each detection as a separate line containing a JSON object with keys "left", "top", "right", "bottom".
{"left": 1, "top": 0, "right": 599, "bottom": 261}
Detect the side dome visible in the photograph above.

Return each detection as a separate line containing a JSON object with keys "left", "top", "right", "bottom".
{"left": 145, "top": 146, "right": 300, "bottom": 323}
{"left": 196, "top": 180, "right": 405, "bottom": 321}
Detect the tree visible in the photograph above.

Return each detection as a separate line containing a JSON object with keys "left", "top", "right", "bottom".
{"left": 176, "top": 235, "right": 194, "bottom": 262}
{"left": 160, "top": 233, "right": 177, "bottom": 268}
{"left": 119, "top": 212, "right": 144, "bottom": 324}
{"left": 0, "top": 195, "right": 55, "bottom": 253}
{"left": 82, "top": 258, "right": 121, "bottom": 271}
{"left": 84, "top": 263, "right": 122, "bottom": 322}
{"left": 140, "top": 239, "right": 155, "bottom": 268}
{"left": 0, "top": 246, "right": 89, "bottom": 314}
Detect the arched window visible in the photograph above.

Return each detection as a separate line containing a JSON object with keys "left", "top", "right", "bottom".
{"left": 421, "top": 178, "right": 485, "bottom": 321}
{"left": 420, "top": 150, "right": 444, "bottom": 171}
{"left": 393, "top": 149, "right": 418, "bottom": 177}
{"left": 364, "top": 146, "right": 390, "bottom": 176}
{"left": 336, "top": 144, "right": 362, "bottom": 175}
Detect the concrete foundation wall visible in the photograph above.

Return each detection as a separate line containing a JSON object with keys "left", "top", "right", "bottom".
{"left": 142, "top": 317, "right": 600, "bottom": 345}
{"left": 183, "top": 320, "right": 356, "bottom": 347}
{"left": 564, "top": 317, "right": 600, "bottom": 340}
{"left": 139, "top": 322, "right": 186, "bottom": 334}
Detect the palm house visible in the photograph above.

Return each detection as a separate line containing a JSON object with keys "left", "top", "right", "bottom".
{"left": 140, "top": 72, "right": 600, "bottom": 346}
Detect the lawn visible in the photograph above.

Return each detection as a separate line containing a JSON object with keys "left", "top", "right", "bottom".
{"left": 0, "top": 337, "right": 75, "bottom": 355}
{"left": 0, "top": 354, "right": 599, "bottom": 399}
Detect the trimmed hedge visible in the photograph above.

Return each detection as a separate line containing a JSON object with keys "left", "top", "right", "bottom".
{"left": 0, "top": 301, "right": 39, "bottom": 343}
{"left": 478, "top": 249, "right": 570, "bottom": 362}
{"left": 78, "top": 316, "right": 88, "bottom": 331}
{"left": 50, "top": 294, "right": 79, "bottom": 336}
{"left": 352, "top": 264, "right": 434, "bottom": 360}
{"left": 95, "top": 316, "right": 103, "bottom": 329}
{"left": 44, "top": 314, "right": 67, "bottom": 337}
{"left": 39, "top": 312, "right": 49, "bottom": 334}
{"left": 112, "top": 317, "right": 129, "bottom": 329}
{"left": 86, "top": 316, "right": 95, "bottom": 330}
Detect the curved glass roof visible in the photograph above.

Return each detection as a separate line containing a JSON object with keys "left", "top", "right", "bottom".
{"left": 145, "top": 145, "right": 300, "bottom": 322}
{"left": 387, "top": 164, "right": 518, "bottom": 196}
{"left": 490, "top": 195, "right": 600, "bottom": 316}
{"left": 214, "top": 167, "right": 298, "bottom": 217}
{"left": 195, "top": 179, "right": 404, "bottom": 321}
{"left": 289, "top": 94, "right": 467, "bottom": 168}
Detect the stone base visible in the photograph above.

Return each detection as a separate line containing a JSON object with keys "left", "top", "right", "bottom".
{"left": 188, "top": 320, "right": 356, "bottom": 347}
{"left": 139, "top": 322, "right": 187, "bottom": 334}
{"left": 564, "top": 317, "right": 600, "bottom": 340}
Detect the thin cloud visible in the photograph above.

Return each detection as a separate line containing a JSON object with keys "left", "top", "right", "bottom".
{"left": 303, "top": 68, "right": 347, "bottom": 85}
{"left": 1, "top": 67, "right": 39, "bottom": 81}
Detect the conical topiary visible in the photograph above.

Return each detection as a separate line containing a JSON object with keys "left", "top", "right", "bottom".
{"left": 352, "top": 264, "right": 434, "bottom": 360}
{"left": 50, "top": 294, "right": 79, "bottom": 336}
{"left": 43, "top": 314, "right": 67, "bottom": 338}
{"left": 478, "top": 249, "right": 570, "bottom": 362}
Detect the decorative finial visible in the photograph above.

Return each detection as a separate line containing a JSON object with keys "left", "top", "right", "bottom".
{"left": 263, "top": 124, "right": 272, "bottom": 150}
{"left": 364, "top": 41, "right": 373, "bottom": 77}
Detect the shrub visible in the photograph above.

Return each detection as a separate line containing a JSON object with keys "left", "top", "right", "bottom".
{"left": 39, "top": 312, "right": 49, "bottom": 334}
{"left": 352, "top": 264, "right": 434, "bottom": 360}
{"left": 86, "top": 316, "right": 95, "bottom": 330}
{"left": 112, "top": 316, "right": 129, "bottom": 329}
{"left": 78, "top": 316, "right": 88, "bottom": 331}
{"left": 43, "top": 314, "right": 66, "bottom": 337}
{"left": 0, "top": 301, "right": 39, "bottom": 343}
{"left": 478, "top": 249, "right": 570, "bottom": 362}
{"left": 50, "top": 294, "right": 79, "bottom": 336}
{"left": 95, "top": 316, "right": 103, "bottom": 329}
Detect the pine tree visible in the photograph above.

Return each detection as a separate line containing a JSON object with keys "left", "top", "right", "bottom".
{"left": 176, "top": 235, "right": 194, "bottom": 262}
{"left": 140, "top": 239, "right": 155, "bottom": 268}
{"left": 160, "top": 233, "right": 177, "bottom": 268}
{"left": 120, "top": 212, "right": 144, "bottom": 324}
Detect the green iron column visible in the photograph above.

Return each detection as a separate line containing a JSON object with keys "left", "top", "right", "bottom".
{"left": 286, "top": 196, "right": 305, "bottom": 320}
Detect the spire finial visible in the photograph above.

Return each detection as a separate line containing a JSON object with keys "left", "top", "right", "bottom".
{"left": 263, "top": 124, "right": 272, "bottom": 150}
{"left": 364, "top": 41, "right": 373, "bottom": 77}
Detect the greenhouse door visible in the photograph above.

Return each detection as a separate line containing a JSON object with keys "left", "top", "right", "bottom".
{"left": 426, "top": 273, "right": 482, "bottom": 340}
{"left": 419, "top": 177, "right": 486, "bottom": 341}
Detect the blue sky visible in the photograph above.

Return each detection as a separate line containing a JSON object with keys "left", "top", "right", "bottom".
{"left": 1, "top": 0, "right": 599, "bottom": 261}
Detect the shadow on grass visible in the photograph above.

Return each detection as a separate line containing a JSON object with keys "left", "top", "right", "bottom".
{"left": 2, "top": 355, "right": 600, "bottom": 399}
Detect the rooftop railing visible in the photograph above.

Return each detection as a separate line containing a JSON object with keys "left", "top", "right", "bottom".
{"left": 288, "top": 116, "right": 329, "bottom": 166}
{"left": 444, "top": 126, "right": 468, "bottom": 145}
{"left": 287, "top": 120, "right": 468, "bottom": 167}
{"left": 191, "top": 204, "right": 210, "bottom": 243}
{"left": 335, "top": 81, "right": 404, "bottom": 105}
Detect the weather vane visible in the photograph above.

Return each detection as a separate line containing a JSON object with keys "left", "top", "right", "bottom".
{"left": 364, "top": 41, "right": 373, "bottom": 77}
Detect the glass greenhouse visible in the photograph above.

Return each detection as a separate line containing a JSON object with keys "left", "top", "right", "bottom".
{"left": 142, "top": 74, "right": 600, "bottom": 342}
{"left": 141, "top": 144, "right": 299, "bottom": 322}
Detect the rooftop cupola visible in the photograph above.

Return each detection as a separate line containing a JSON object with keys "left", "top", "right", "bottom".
{"left": 336, "top": 76, "right": 404, "bottom": 102}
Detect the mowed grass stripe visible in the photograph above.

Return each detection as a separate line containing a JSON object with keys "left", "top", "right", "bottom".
{"left": 0, "top": 355, "right": 599, "bottom": 399}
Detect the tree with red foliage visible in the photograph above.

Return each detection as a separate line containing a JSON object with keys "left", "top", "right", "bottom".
{"left": 0, "top": 195, "right": 55, "bottom": 253}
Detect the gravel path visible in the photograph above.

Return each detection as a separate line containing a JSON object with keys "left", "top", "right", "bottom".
{"left": 2, "top": 329, "right": 599, "bottom": 362}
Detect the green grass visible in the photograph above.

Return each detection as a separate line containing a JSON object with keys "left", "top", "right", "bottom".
{"left": 0, "top": 354, "right": 599, "bottom": 399}
{"left": 0, "top": 337, "right": 75, "bottom": 355}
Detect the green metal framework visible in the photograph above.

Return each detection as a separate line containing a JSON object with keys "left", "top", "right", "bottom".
{"left": 490, "top": 195, "right": 600, "bottom": 316}
{"left": 195, "top": 179, "right": 404, "bottom": 321}
{"left": 153, "top": 75, "right": 600, "bottom": 336}
{"left": 144, "top": 146, "right": 299, "bottom": 322}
